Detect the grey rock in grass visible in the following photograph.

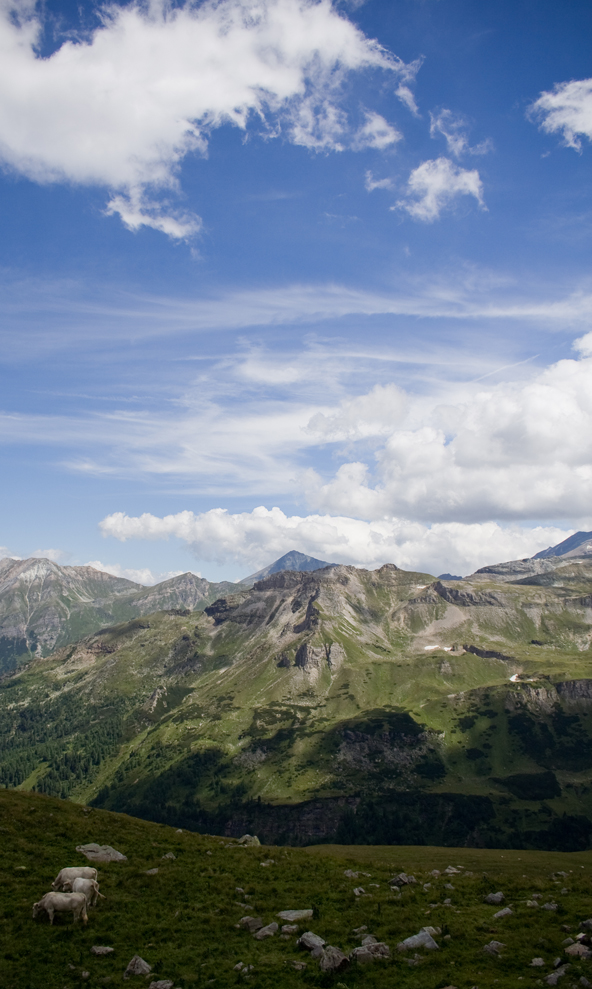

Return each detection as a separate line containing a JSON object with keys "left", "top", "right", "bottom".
{"left": 297, "top": 931, "right": 326, "bottom": 953}
{"left": 352, "top": 926, "right": 367, "bottom": 934}
{"left": 318, "top": 946, "right": 349, "bottom": 973}
{"left": 389, "top": 872, "right": 417, "bottom": 887}
{"left": 353, "top": 887, "right": 365, "bottom": 896}
{"left": 123, "top": 955, "right": 152, "bottom": 978}
{"left": 397, "top": 930, "right": 439, "bottom": 952}
{"left": 493, "top": 907, "right": 513, "bottom": 919}
{"left": 485, "top": 892, "right": 504, "bottom": 905}
{"left": 530, "top": 958, "right": 545, "bottom": 967}
{"left": 430, "top": 870, "right": 441, "bottom": 877}
{"left": 483, "top": 941, "right": 505, "bottom": 956}
{"left": 545, "top": 964, "right": 569, "bottom": 985}
{"left": 148, "top": 982, "right": 174, "bottom": 989}
{"left": 239, "top": 916, "right": 263, "bottom": 933}
{"left": 579, "top": 977, "right": 592, "bottom": 988}
{"left": 562, "top": 938, "right": 575, "bottom": 946}
{"left": 281, "top": 924, "right": 299, "bottom": 934}
{"left": 581, "top": 920, "right": 592, "bottom": 931}
{"left": 145, "top": 868, "right": 159, "bottom": 875}
{"left": 343, "top": 870, "right": 359, "bottom": 878}
{"left": 277, "top": 910, "right": 313, "bottom": 922}
{"left": 253, "top": 922, "right": 278, "bottom": 940}
{"left": 354, "top": 942, "right": 390, "bottom": 961}
{"left": 237, "top": 834, "right": 260, "bottom": 846}
{"left": 526, "top": 900, "right": 539, "bottom": 907}
{"left": 566, "top": 943, "right": 592, "bottom": 959}
{"left": 161, "top": 852, "right": 176, "bottom": 860}
{"left": 543, "top": 902, "right": 558, "bottom": 911}
{"left": 91, "top": 946, "right": 114, "bottom": 956}
{"left": 77, "top": 843, "right": 127, "bottom": 863}
{"left": 351, "top": 947, "right": 374, "bottom": 965}
{"left": 290, "top": 961, "right": 307, "bottom": 971}
{"left": 361, "top": 936, "right": 377, "bottom": 946}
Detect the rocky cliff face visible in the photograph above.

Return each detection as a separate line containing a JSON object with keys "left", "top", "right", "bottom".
{"left": 1, "top": 555, "right": 592, "bottom": 848}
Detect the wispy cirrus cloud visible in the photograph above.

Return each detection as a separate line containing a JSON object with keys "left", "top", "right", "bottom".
{"left": 429, "top": 108, "right": 493, "bottom": 158}
{"left": 0, "top": 0, "right": 418, "bottom": 237}
{"left": 394, "top": 157, "right": 486, "bottom": 221}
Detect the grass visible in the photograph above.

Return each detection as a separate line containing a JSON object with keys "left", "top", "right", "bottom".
{"left": 2, "top": 789, "right": 592, "bottom": 989}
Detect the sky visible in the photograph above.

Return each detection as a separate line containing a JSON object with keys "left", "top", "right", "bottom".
{"left": 0, "top": 0, "right": 591, "bottom": 584}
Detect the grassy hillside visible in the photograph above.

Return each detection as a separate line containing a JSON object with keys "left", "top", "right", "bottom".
{"left": 1, "top": 560, "right": 592, "bottom": 848}
{"left": 3, "top": 789, "right": 592, "bottom": 989}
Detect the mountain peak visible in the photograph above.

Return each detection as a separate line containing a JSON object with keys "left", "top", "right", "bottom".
{"left": 533, "top": 530, "right": 592, "bottom": 559}
{"left": 238, "top": 550, "right": 335, "bottom": 587}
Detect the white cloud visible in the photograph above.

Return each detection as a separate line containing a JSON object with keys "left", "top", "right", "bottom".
{"left": 364, "top": 170, "right": 394, "bottom": 191}
{"left": 352, "top": 111, "right": 401, "bottom": 150}
{"left": 31, "top": 548, "right": 70, "bottom": 563}
{"left": 395, "top": 157, "right": 485, "bottom": 221}
{"left": 99, "top": 505, "right": 570, "bottom": 577}
{"left": 0, "top": 0, "right": 414, "bottom": 235}
{"left": 306, "top": 382, "right": 407, "bottom": 440}
{"left": 429, "top": 109, "right": 492, "bottom": 158}
{"left": 85, "top": 559, "right": 195, "bottom": 585}
{"left": 306, "top": 339, "right": 592, "bottom": 523}
{"left": 530, "top": 78, "right": 592, "bottom": 151}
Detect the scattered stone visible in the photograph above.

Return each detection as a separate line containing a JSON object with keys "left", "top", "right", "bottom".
{"left": 319, "top": 946, "right": 349, "bottom": 973}
{"left": 566, "top": 944, "right": 592, "bottom": 959}
{"left": 361, "top": 936, "right": 377, "bottom": 945}
{"left": 389, "top": 872, "right": 417, "bottom": 886}
{"left": 145, "top": 868, "right": 159, "bottom": 876}
{"left": 77, "top": 843, "right": 127, "bottom": 863}
{"left": 581, "top": 921, "right": 592, "bottom": 932}
{"left": 233, "top": 963, "right": 244, "bottom": 972}
{"left": 580, "top": 977, "right": 592, "bottom": 988}
{"left": 483, "top": 941, "right": 505, "bottom": 956}
{"left": 397, "top": 930, "right": 439, "bottom": 952}
{"left": 406, "top": 953, "right": 422, "bottom": 966}
{"left": 444, "top": 898, "right": 452, "bottom": 905}
{"left": 369, "top": 883, "right": 380, "bottom": 888}
{"left": 444, "top": 883, "right": 455, "bottom": 890}
{"left": 148, "top": 982, "right": 174, "bottom": 989}
{"left": 297, "top": 932, "right": 326, "bottom": 953}
{"left": 526, "top": 900, "right": 539, "bottom": 907}
{"left": 422, "top": 927, "right": 442, "bottom": 937}
{"left": 563, "top": 938, "right": 575, "bottom": 946}
{"left": 561, "top": 888, "right": 569, "bottom": 895}
{"left": 91, "top": 947, "right": 115, "bottom": 956}
{"left": 351, "top": 941, "right": 390, "bottom": 962}
{"left": 343, "top": 870, "right": 359, "bottom": 878}
{"left": 237, "top": 835, "right": 260, "bottom": 846}
{"left": 239, "top": 916, "right": 263, "bottom": 933}
{"left": 123, "top": 955, "right": 152, "bottom": 978}
{"left": 485, "top": 892, "right": 505, "bottom": 905}
{"left": 493, "top": 907, "right": 513, "bottom": 919}
{"left": 430, "top": 870, "right": 441, "bottom": 877}
{"left": 545, "top": 965, "right": 569, "bottom": 985}
{"left": 236, "top": 887, "right": 244, "bottom": 893}
{"left": 277, "top": 910, "right": 313, "bottom": 922}
{"left": 175, "top": 829, "right": 183, "bottom": 833}
{"left": 281, "top": 924, "right": 299, "bottom": 934}
{"left": 543, "top": 903, "right": 558, "bottom": 911}
{"left": 253, "top": 922, "right": 278, "bottom": 940}
{"left": 290, "top": 962, "right": 307, "bottom": 971}
{"left": 353, "top": 887, "right": 365, "bottom": 897}
{"left": 444, "top": 866, "right": 461, "bottom": 875}
{"left": 260, "top": 859, "right": 274, "bottom": 867}
{"left": 161, "top": 852, "right": 176, "bottom": 860}
{"left": 82, "top": 973, "right": 90, "bottom": 980}
{"left": 531, "top": 958, "right": 545, "bottom": 967}
{"left": 350, "top": 947, "right": 374, "bottom": 965}
{"left": 352, "top": 926, "right": 367, "bottom": 934}
{"left": 423, "top": 883, "right": 432, "bottom": 890}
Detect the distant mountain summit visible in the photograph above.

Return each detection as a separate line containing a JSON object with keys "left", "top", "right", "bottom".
{"left": 0, "top": 557, "right": 238, "bottom": 674}
{"left": 238, "top": 550, "right": 335, "bottom": 587}
{"left": 533, "top": 530, "right": 592, "bottom": 560}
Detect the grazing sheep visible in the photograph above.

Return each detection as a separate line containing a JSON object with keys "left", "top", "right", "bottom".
{"left": 32, "top": 892, "right": 88, "bottom": 925}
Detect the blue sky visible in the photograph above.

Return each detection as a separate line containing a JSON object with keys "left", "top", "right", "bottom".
{"left": 0, "top": 0, "right": 591, "bottom": 583}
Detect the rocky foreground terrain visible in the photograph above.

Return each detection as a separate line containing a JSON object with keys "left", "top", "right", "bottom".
{"left": 2, "top": 788, "right": 592, "bottom": 989}
{"left": 1, "top": 550, "right": 592, "bottom": 848}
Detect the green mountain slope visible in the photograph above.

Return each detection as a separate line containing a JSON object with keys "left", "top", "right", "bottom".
{"left": 2, "top": 559, "right": 592, "bottom": 848}
{"left": 4, "top": 789, "right": 592, "bottom": 989}
{"left": 0, "top": 557, "right": 239, "bottom": 673}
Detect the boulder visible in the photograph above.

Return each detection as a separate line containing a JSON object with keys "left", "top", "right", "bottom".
{"left": 483, "top": 941, "right": 505, "bottom": 956}
{"left": 91, "top": 946, "right": 114, "bottom": 956}
{"left": 318, "top": 946, "right": 349, "bottom": 973}
{"left": 397, "top": 930, "right": 439, "bottom": 952}
{"left": 493, "top": 907, "right": 513, "bottom": 919}
{"left": 297, "top": 932, "right": 326, "bottom": 953}
{"left": 253, "top": 922, "right": 278, "bottom": 940}
{"left": 581, "top": 920, "right": 592, "bottom": 932}
{"left": 351, "top": 947, "right": 374, "bottom": 965}
{"left": 277, "top": 910, "right": 313, "bottom": 922}
{"left": 239, "top": 916, "right": 263, "bottom": 933}
{"left": 237, "top": 835, "right": 260, "bottom": 846}
{"left": 545, "top": 965, "right": 569, "bottom": 986}
{"left": 77, "top": 842, "right": 127, "bottom": 863}
{"left": 485, "top": 892, "right": 504, "bottom": 905}
{"left": 124, "top": 956, "right": 152, "bottom": 978}
{"left": 566, "top": 943, "right": 592, "bottom": 959}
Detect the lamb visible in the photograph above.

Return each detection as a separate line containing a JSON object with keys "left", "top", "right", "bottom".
{"left": 51, "top": 866, "right": 98, "bottom": 891}
{"left": 32, "top": 891, "right": 88, "bottom": 925}
{"left": 62, "top": 877, "right": 105, "bottom": 907}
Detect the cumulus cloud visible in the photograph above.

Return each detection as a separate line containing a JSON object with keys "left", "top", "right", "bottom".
{"left": 429, "top": 108, "right": 492, "bottom": 158}
{"left": 530, "top": 77, "right": 592, "bottom": 151}
{"left": 364, "top": 170, "right": 394, "bottom": 191}
{"left": 306, "top": 382, "right": 407, "bottom": 440}
{"left": 99, "top": 505, "right": 569, "bottom": 577}
{"left": 395, "top": 157, "right": 485, "bottom": 221}
{"left": 85, "top": 559, "right": 196, "bottom": 585}
{"left": 306, "top": 340, "right": 592, "bottom": 523}
{"left": 0, "top": 0, "right": 415, "bottom": 235}
{"left": 352, "top": 111, "right": 401, "bottom": 150}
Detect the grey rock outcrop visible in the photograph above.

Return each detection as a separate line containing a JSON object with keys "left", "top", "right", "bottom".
{"left": 124, "top": 956, "right": 152, "bottom": 978}
{"left": 76, "top": 843, "right": 127, "bottom": 862}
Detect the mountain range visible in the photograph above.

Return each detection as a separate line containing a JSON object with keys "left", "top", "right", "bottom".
{"left": 1, "top": 533, "right": 592, "bottom": 850}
